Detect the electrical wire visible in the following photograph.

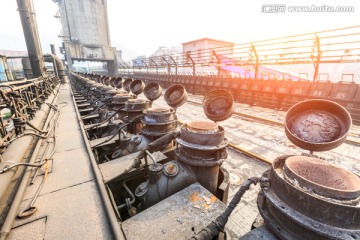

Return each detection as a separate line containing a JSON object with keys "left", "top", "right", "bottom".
{"left": 92, "top": 121, "right": 132, "bottom": 148}
{"left": 0, "top": 102, "right": 67, "bottom": 147}
{"left": 81, "top": 99, "right": 112, "bottom": 118}
{"left": 0, "top": 102, "right": 66, "bottom": 172}
{"left": 16, "top": 102, "right": 63, "bottom": 219}
{"left": 87, "top": 106, "right": 125, "bottom": 130}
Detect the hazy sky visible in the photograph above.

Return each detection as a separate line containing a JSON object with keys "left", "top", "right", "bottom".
{"left": 1, "top": 0, "right": 359, "bottom": 59}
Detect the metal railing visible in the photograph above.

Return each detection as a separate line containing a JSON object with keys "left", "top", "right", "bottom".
{"left": 0, "top": 76, "right": 59, "bottom": 149}
{"left": 119, "top": 25, "right": 360, "bottom": 81}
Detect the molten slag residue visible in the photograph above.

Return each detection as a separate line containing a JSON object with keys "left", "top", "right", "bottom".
{"left": 290, "top": 110, "right": 341, "bottom": 143}
{"left": 169, "top": 90, "right": 182, "bottom": 103}
{"left": 133, "top": 83, "right": 142, "bottom": 92}
{"left": 206, "top": 97, "right": 230, "bottom": 115}
{"left": 147, "top": 86, "right": 158, "bottom": 98}
{"left": 187, "top": 121, "right": 218, "bottom": 132}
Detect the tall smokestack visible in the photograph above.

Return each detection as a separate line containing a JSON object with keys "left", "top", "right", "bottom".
{"left": 16, "top": 0, "right": 46, "bottom": 77}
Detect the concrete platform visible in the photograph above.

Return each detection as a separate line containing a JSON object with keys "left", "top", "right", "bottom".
{"left": 8, "top": 83, "right": 113, "bottom": 240}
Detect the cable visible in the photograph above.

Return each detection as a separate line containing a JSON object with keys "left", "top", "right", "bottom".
{"left": 26, "top": 121, "right": 47, "bottom": 134}
{"left": 190, "top": 177, "right": 260, "bottom": 240}
{"left": 92, "top": 121, "right": 132, "bottom": 148}
{"left": 1, "top": 102, "right": 66, "bottom": 147}
{"left": 0, "top": 161, "right": 48, "bottom": 174}
{"left": 81, "top": 99, "right": 112, "bottom": 118}
{"left": 87, "top": 106, "right": 125, "bottom": 130}
{"left": 17, "top": 102, "right": 62, "bottom": 219}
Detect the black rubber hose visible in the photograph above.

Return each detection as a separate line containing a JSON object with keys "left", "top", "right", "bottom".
{"left": 190, "top": 177, "right": 260, "bottom": 240}
{"left": 133, "top": 132, "right": 179, "bottom": 166}
{"left": 109, "top": 131, "right": 179, "bottom": 182}
{"left": 82, "top": 98, "right": 112, "bottom": 117}
{"left": 87, "top": 106, "right": 124, "bottom": 130}
{"left": 147, "top": 131, "right": 179, "bottom": 151}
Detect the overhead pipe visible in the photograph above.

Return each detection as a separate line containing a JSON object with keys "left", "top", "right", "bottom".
{"left": 44, "top": 54, "right": 67, "bottom": 83}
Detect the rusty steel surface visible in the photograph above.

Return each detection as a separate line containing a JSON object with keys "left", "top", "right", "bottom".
{"left": 284, "top": 156, "right": 360, "bottom": 200}
{"left": 122, "top": 183, "right": 227, "bottom": 240}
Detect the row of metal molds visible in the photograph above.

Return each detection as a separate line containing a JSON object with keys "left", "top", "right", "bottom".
{"left": 70, "top": 72, "right": 234, "bottom": 238}
{"left": 131, "top": 73, "right": 360, "bottom": 125}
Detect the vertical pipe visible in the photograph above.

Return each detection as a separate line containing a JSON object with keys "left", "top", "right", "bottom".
{"left": 50, "top": 44, "right": 56, "bottom": 55}
{"left": 195, "top": 165, "right": 219, "bottom": 195}
{"left": 16, "top": 0, "right": 45, "bottom": 78}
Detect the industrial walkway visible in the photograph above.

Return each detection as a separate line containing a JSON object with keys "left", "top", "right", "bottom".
{"left": 8, "top": 83, "right": 112, "bottom": 240}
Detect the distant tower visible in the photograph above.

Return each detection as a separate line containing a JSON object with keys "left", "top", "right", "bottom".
{"left": 54, "top": 0, "right": 117, "bottom": 75}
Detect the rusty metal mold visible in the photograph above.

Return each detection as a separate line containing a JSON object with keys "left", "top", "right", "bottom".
{"left": 141, "top": 107, "right": 177, "bottom": 137}
{"left": 125, "top": 99, "right": 150, "bottom": 123}
{"left": 164, "top": 84, "right": 188, "bottom": 108}
{"left": 130, "top": 79, "right": 145, "bottom": 95}
{"left": 103, "top": 77, "right": 111, "bottom": 86}
{"left": 176, "top": 122, "right": 228, "bottom": 167}
{"left": 258, "top": 155, "right": 360, "bottom": 240}
{"left": 284, "top": 156, "right": 360, "bottom": 200}
{"left": 99, "top": 75, "right": 106, "bottom": 84}
{"left": 203, "top": 90, "right": 234, "bottom": 122}
{"left": 109, "top": 77, "right": 116, "bottom": 87}
{"left": 143, "top": 82, "right": 162, "bottom": 101}
{"left": 146, "top": 107, "right": 170, "bottom": 114}
{"left": 123, "top": 78, "right": 133, "bottom": 92}
{"left": 111, "top": 77, "right": 123, "bottom": 88}
{"left": 99, "top": 85, "right": 112, "bottom": 95}
{"left": 285, "top": 99, "right": 352, "bottom": 151}
{"left": 180, "top": 122, "right": 225, "bottom": 147}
